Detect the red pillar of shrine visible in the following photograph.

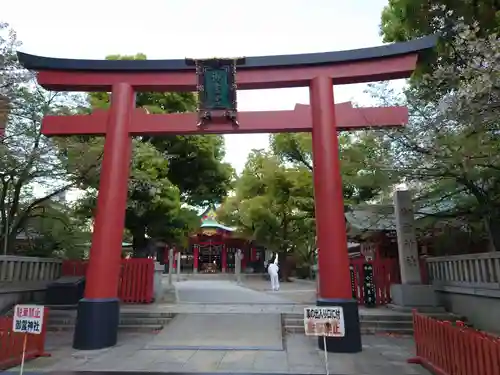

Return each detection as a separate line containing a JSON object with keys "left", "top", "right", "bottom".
{"left": 193, "top": 244, "right": 199, "bottom": 273}
{"left": 221, "top": 244, "right": 227, "bottom": 273}
{"left": 73, "top": 83, "right": 135, "bottom": 350}
{"left": 310, "top": 76, "right": 361, "bottom": 353}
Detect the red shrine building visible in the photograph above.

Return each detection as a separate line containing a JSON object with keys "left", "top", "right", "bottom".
{"left": 176, "top": 206, "right": 266, "bottom": 273}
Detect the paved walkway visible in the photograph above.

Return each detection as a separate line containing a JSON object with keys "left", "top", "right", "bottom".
{"left": 13, "top": 331, "right": 429, "bottom": 374}
{"left": 144, "top": 313, "right": 283, "bottom": 351}
{"left": 175, "top": 280, "right": 291, "bottom": 304}
{"left": 6, "top": 279, "right": 429, "bottom": 374}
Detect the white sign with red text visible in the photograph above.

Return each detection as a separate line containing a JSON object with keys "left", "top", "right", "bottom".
{"left": 12, "top": 305, "right": 44, "bottom": 334}
{"left": 304, "top": 306, "right": 345, "bottom": 337}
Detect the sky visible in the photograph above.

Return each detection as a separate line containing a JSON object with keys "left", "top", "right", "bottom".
{"left": 3, "top": 0, "right": 405, "bottom": 201}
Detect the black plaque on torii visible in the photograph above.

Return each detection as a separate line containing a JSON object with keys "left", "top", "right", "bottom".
{"left": 185, "top": 57, "right": 246, "bottom": 128}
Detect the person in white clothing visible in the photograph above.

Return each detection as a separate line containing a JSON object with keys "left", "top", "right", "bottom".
{"left": 268, "top": 261, "right": 280, "bottom": 291}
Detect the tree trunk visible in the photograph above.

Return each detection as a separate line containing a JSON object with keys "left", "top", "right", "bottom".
{"left": 131, "top": 226, "right": 148, "bottom": 258}
{"left": 485, "top": 216, "right": 500, "bottom": 252}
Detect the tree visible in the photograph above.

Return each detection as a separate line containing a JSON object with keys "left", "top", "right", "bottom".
{"left": 68, "top": 54, "right": 234, "bottom": 255}
{"left": 218, "top": 129, "right": 396, "bottom": 275}
{"left": 0, "top": 23, "right": 100, "bottom": 255}
{"left": 368, "top": 23, "right": 500, "bottom": 251}
{"left": 270, "top": 132, "right": 395, "bottom": 206}
{"left": 26, "top": 201, "right": 91, "bottom": 259}
{"left": 380, "top": 0, "right": 500, "bottom": 89}
{"left": 381, "top": 0, "right": 500, "bottom": 43}
{"left": 218, "top": 150, "right": 314, "bottom": 279}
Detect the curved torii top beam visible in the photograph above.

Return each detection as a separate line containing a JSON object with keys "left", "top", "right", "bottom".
{"left": 16, "top": 35, "right": 437, "bottom": 92}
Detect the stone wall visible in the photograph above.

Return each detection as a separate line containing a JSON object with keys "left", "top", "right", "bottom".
{"left": 425, "top": 252, "right": 500, "bottom": 333}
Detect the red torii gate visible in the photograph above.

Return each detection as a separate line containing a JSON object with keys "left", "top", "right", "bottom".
{"left": 41, "top": 101, "right": 408, "bottom": 135}
{"left": 17, "top": 35, "right": 435, "bottom": 352}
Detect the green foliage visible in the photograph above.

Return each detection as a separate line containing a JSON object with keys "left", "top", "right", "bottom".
{"left": 218, "top": 150, "right": 315, "bottom": 260}
{"left": 67, "top": 53, "right": 233, "bottom": 253}
{"left": 26, "top": 202, "right": 91, "bottom": 259}
{"left": 218, "top": 131, "right": 395, "bottom": 266}
{"left": 270, "top": 132, "right": 395, "bottom": 205}
{"left": 368, "top": 22, "right": 500, "bottom": 251}
{"left": 381, "top": 0, "right": 500, "bottom": 42}
{"left": 0, "top": 22, "right": 95, "bottom": 256}
{"left": 380, "top": 0, "right": 500, "bottom": 86}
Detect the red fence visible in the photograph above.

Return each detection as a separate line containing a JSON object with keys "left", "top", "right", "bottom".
{"left": 62, "top": 259, "right": 154, "bottom": 304}
{"left": 409, "top": 311, "right": 500, "bottom": 375}
{"left": 0, "top": 308, "right": 50, "bottom": 370}
{"left": 62, "top": 260, "right": 88, "bottom": 276}
{"left": 119, "top": 259, "right": 154, "bottom": 303}
{"left": 349, "top": 258, "right": 429, "bottom": 306}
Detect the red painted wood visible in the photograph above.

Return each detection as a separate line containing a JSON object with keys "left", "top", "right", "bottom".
{"left": 41, "top": 103, "right": 408, "bottom": 136}
{"left": 0, "top": 307, "right": 50, "bottom": 370}
{"left": 310, "top": 76, "right": 351, "bottom": 300}
{"left": 118, "top": 258, "right": 154, "bottom": 303}
{"left": 83, "top": 83, "right": 135, "bottom": 300}
{"left": 349, "top": 258, "right": 401, "bottom": 305}
{"left": 61, "top": 259, "right": 154, "bottom": 304}
{"left": 409, "top": 311, "right": 500, "bottom": 375}
{"left": 61, "top": 260, "right": 87, "bottom": 276}
{"left": 36, "top": 54, "right": 418, "bottom": 92}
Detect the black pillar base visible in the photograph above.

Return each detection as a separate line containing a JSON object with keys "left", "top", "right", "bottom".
{"left": 317, "top": 298, "right": 362, "bottom": 353}
{"left": 73, "top": 298, "right": 120, "bottom": 350}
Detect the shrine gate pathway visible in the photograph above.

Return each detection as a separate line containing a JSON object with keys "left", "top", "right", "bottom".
{"left": 174, "top": 279, "right": 292, "bottom": 304}
{"left": 5, "top": 280, "right": 430, "bottom": 374}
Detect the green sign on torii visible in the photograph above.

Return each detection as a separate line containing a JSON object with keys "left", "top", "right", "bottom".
{"left": 185, "top": 57, "right": 245, "bottom": 128}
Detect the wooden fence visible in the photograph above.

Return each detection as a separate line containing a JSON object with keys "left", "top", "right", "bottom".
{"left": 0, "top": 307, "right": 50, "bottom": 370}
{"left": 349, "top": 258, "right": 428, "bottom": 306}
{"left": 61, "top": 259, "right": 154, "bottom": 304}
{"left": 409, "top": 311, "right": 500, "bottom": 375}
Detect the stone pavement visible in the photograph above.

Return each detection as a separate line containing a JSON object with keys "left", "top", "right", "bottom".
{"left": 144, "top": 313, "right": 283, "bottom": 350}
{"left": 241, "top": 278, "right": 317, "bottom": 304}
{"left": 10, "top": 331, "right": 430, "bottom": 374}
{"left": 5, "top": 279, "right": 430, "bottom": 374}
{"left": 175, "top": 280, "right": 291, "bottom": 304}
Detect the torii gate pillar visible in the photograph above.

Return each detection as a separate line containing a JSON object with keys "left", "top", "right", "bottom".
{"left": 73, "top": 83, "right": 135, "bottom": 349}
{"left": 310, "top": 76, "right": 361, "bottom": 352}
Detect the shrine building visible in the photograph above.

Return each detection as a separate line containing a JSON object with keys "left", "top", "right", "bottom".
{"left": 178, "top": 206, "right": 267, "bottom": 273}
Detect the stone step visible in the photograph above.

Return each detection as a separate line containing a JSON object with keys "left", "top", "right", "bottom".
{"left": 284, "top": 320, "right": 415, "bottom": 333}
{"left": 284, "top": 325, "right": 414, "bottom": 335}
{"left": 285, "top": 320, "right": 414, "bottom": 328}
{"left": 284, "top": 315, "right": 414, "bottom": 323}
{"left": 284, "top": 318, "right": 414, "bottom": 327}
{"left": 47, "top": 324, "right": 164, "bottom": 332}
{"left": 47, "top": 310, "right": 176, "bottom": 319}
{"left": 48, "top": 317, "right": 173, "bottom": 325}
{"left": 283, "top": 312, "right": 459, "bottom": 322}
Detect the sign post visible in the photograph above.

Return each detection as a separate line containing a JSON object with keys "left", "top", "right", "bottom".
{"left": 12, "top": 304, "right": 44, "bottom": 375}
{"left": 304, "top": 306, "right": 346, "bottom": 375}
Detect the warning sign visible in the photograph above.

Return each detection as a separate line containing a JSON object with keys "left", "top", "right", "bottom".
{"left": 304, "top": 306, "right": 345, "bottom": 337}
{"left": 12, "top": 304, "right": 44, "bottom": 334}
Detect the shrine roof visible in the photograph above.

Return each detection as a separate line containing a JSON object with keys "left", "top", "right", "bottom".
{"left": 17, "top": 35, "right": 437, "bottom": 72}
{"left": 200, "top": 219, "right": 235, "bottom": 232}
{"left": 346, "top": 199, "right": 456, "bottom": 232}
{"left": 199, "top": 206, "right": 235, "bottom": 232}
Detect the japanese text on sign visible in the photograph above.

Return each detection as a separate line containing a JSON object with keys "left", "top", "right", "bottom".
{"left": 12, "top": 304, "right": 44, "bottom": 334}
{"left": 304, "top": 307, "right": 345, "bottom": 337}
